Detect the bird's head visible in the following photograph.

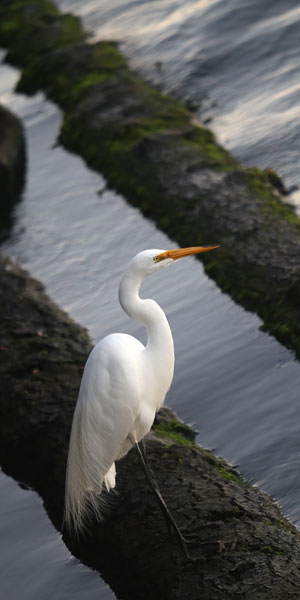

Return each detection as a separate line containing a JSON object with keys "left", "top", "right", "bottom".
{"left": 129, "top": 246, "right": 219, "bottom": 278}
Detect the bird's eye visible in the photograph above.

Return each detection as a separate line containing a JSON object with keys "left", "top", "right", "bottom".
{"left": 153, "top": 256, "right": 159, "bottom": 263}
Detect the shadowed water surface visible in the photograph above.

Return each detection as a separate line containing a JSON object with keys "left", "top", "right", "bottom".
{"left": 0, "top": 472, "right": 112, "bottom": 600}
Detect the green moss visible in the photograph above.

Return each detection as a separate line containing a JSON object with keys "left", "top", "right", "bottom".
{"left": 265, "top": 168, "right": 286, "bottom": 193}
{"left": 0, "top": 0, "right": 58, "bottom": 44}
{"left": 93, "top": 41, "right": 128, "bottom": 72}
{"left": 261, "top": 545, "right": 286, "bottom": 556}
{"left": 263, "top": 517, "right": 290, "bottom": 531}
{"left": 246, "top": 167, "right": 300, "bottom": 226}
{"left": 161, "top": 452, "right": 170, "bottom": 459}
{"left": 0, "top": 0, "right": 85, "bottom": 66}
{"left": 201, "top": 449, "right": 219, "bottom": 467}
{"left": 202, "top": 451, "right": 250, "bottom": 489}
{"left": 265, "top": 320, "right": 300, "bottom": 359}
{"left": 264, "top": 196, "right": 300, "bottom": 226}
{"left": 152, "top": 419, "right": 196, "bottom": 447}
{"left": 154, "top": 427, "right": 195, "bottom": 446}
{"left": 218, "top": 466, "right": 247, "bottom": 488}
{"left": 181, "top": 127, "right": 239, "bottom": 170}
{"left": 61, "top": 104, "right": 190, "bottom": 186}
{"left": 66, "top": 70, "right": 116, "bottom": 106}
{"left": 273, "top": 517, "right": 288, "bottom": 530}
{"left": 73, "top": 71, "right": 112, "bottom": 92}
{"left": 0, "top": 18, "right": 20, "bottom": 42}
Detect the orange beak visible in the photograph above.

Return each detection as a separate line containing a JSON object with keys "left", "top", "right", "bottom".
{"left": 154, "top": 245, "right": 219, "bottom": 262}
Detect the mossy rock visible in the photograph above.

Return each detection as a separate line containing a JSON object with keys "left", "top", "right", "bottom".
{"left": 0, "top": 0, "right": 85, "bottom": 66}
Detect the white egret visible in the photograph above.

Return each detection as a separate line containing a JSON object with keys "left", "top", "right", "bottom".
{"left": 64, "top": 246, "right": 218, "bottom": 553}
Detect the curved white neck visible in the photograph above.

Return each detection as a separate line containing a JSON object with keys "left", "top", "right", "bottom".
{"left": 118, "top": 270, "right": 174, "bottom": 362}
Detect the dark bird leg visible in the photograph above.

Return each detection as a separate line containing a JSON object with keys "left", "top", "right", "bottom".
{"left": 135, "top": 439, "right": 190, "bottom": 559}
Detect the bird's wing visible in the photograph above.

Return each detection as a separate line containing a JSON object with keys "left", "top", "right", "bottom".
{"left": 65, "top": 333, "right": 144, "bottom": 531}
{"left": 72, "top": 333, "right": 143, "bottom": 482}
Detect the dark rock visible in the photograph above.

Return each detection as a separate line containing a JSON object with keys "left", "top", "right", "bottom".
{"left": 0, "top": 104, "right": 26, "bottom": 238}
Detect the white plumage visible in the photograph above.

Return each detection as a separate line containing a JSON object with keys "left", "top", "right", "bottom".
{"left": 64, "top": 246, "right": 217, "bottom": 534}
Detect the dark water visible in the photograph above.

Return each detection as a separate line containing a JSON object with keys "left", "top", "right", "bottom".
{"left": 0, "top": 472, "right": 111, "bottom": 600}
{"left": 1, "top": 1, "right": 300, "bottom": 597}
